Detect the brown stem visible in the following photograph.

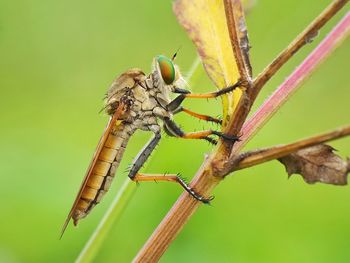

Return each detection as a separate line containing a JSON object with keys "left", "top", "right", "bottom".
{"left": 230, "top": 12, "right": 350, "bottom": 157}
{"left": 232, "top": 125, "right": 350, "bottom": 171}
{"left": 223, "top": 0, "right": 253, "bottom": 81}
{"left": 133, "top": 159, "right": 220, "bottom": 263}
{"left": 214, "top": 0, "right": 253, "bottom": 157}
{"left": 220, "top": 0, "right": 349, "bottom": 159}
{"left": 252, "top": 0, "right": 348, "bottom": 102}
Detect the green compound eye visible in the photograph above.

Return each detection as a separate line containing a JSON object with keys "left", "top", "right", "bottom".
{"left": 157, "top": 55, "right": 175, "bottom": 85}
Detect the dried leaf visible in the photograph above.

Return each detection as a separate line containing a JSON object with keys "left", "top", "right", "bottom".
{"left": 279, "top": 144, "right": 350, "bottom": 185}
{"left": 173, "top": 0, "right": 247, "bottom": 124}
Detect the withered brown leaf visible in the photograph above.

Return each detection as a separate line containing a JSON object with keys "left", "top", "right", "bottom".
{"left": 278, "top": 144, "right": 350, "bottom": 185}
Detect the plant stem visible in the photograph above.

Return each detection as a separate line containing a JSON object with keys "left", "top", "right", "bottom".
{"left": 251, "top": 0, "right": 349, "bottom": 102}
{"left": 231, "top": 11, "right": 350, "bottom": 156}
{"left": 224, "top": 0, "right": 253, "bottom": 81}
{"left": 133, "top": 160, "right": 220, "bottom": 263}
{"left": 222, "top": 0, "right": 348, "bottom": 158}
{"left": 76, "top": 178, "right": 136, "bottom": 263}
{"left": 233, "top": 125, "right": 350, "bottom": 171}
{"left": 133, "top": 9, "right": 349, "bottom": 263}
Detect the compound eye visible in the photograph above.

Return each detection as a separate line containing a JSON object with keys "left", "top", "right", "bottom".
{"left": 157, "top": 55, "right": 175, "bottom": 85}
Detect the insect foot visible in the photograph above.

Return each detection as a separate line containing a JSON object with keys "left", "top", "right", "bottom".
{"left": 212, "top": 131, "right": 240, "bottom": 142}
{"left": 175, "top": 173, "right": 214, "bottom": 204}
{"left": 204, "top": 137, "right": 218, "bottom": 145}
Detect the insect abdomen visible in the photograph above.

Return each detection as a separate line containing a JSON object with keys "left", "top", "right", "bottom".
{"left": 73, "top": 124, "right": 131, "bottom": 225}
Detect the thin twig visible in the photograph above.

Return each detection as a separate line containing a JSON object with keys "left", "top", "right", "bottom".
{"left": 230, "top": 11, "right": 350, "bottom": 158}
{"left": 133, "top": 5, "right": 348, "bottom": 263}
{"left": 220, "top": 0, "right": 349, "bottom": 160}
{"left": 231, "top": 125, "right": 350, "bottom": 171}
{"left": 251, "top": 0, "right": 349, "bottom": 102}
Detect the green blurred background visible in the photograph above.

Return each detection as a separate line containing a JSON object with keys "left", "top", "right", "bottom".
{"left": 0, "top": 0, "right": 349, "bottom": 262}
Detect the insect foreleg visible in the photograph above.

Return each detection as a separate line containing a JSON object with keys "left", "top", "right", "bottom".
{"left": 168, "top": 80, "right": 241, "bottom": 107}
{"left": 166, "top": 81, "right": 241, "bottom": 122}
{"left": 172, "top": 87, "right": 191, "bottom": 94}
{"left": 166, "top": 94, "right": 186, "bottom": 112}
{"left": 183, "top": 80, "right": 241, "bottom": 99}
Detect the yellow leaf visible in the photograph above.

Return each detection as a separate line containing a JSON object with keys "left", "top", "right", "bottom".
{"left": 173, "top": 0, "right": 243, "bottom": 124}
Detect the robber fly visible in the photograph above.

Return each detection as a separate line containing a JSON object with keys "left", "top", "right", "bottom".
{"left": 61, "top": 54, "right": 240, "bottom": 236}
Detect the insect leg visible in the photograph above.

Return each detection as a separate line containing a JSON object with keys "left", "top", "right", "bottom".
{"left": 163, "top": 117, "right": 239, "bottom": 144}
{"left": 131, "top": 173, "right": 213, "bottom": 203}
{"left": 173, "top": 106, "right": 222, "bottom": 124}
{"left": 183, "top": 80, "right": 241, "bottom": 99}
{"left": 166, "top": 82, "right": 240, "bottom": 121}
{"left": 171, "top": 80, "right": 241, "bottom": 100}
{"left": 172, "top": 87, "right": 191, "bottom": 94}
{"left": 166, "top": 95, "right": 222, "bottom": 124}
{"left": 128, "top": 131, "right": 161, "bottom": 179}
{"left": 127, "top": 128, "right": 212, "bottom": 203}
{"left": 163, "top": 120, "right": 217, "bottom": 145}
{"left": 166, "top": 94, "right": 186, "bottom": 112}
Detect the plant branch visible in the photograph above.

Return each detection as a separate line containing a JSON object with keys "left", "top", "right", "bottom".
{"left": 133, "top": 5, "right": 349, "bottom": 263}
{"left": 251, "top": 0, "right": 349, "bottom": 102}
{"left": 221, "top": 1, "right": 348, "bottom": 160}
{"left": 224, "top": 0, "right": 253, "bottom": 81}
{"left": 230, "top": 11, "right": 350, "bottom": 158}
{"left": 231, "top": 125, "right": 350, "bottom": 171}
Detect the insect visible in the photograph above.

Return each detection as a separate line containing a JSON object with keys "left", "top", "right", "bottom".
{"left": 61, "top": 54, "right": 240, "bottom": 236}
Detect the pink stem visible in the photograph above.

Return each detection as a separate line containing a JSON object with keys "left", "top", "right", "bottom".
{"left": 232, "top": 12, "right": 350, "bottom": 155}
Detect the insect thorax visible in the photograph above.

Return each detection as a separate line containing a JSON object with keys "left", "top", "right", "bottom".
{"left": 105, "top": 68, "right": 173, "bottom": 133}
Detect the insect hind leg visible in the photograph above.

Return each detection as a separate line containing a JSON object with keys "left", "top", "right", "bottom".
{"left": 128, "top": 130, "right": 161, "bottom": 180}
{"left": 131, "top": 173, "right": 213, "bottom": 204}
{"left": 127, "top": 126, "right": 212, "bottom": 203}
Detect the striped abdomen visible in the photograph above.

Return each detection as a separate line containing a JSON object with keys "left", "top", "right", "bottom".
{"left": 72, "top": 122, "right": 132, "bottom": 225}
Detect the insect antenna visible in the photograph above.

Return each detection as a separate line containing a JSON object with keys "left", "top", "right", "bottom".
{"left": 171, "top": 46, "right": 182, "bottom": 61}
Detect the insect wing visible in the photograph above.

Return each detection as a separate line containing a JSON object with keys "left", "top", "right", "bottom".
{"left": 60, "top": 103, "right": 126, "bottom": 238}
